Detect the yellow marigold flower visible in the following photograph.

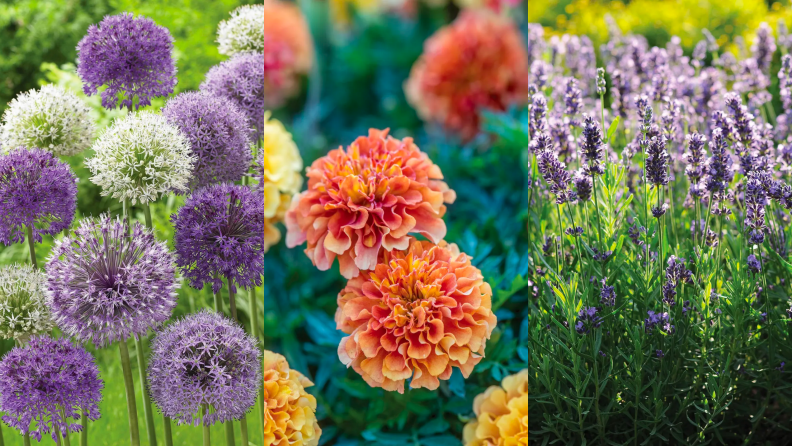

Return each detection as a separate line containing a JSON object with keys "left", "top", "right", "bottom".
{"left": 404, "top": 9, "right": 529, "bottom": 141}
{"left": 264, "top": 350, "right": 323, "bottom": 446}
{"left": 463, "top": 369, "right": 528, "bottom": 446}
{"left": 263, "top": 0, "right": 314, "bottom": 107}
{"left": 263, "top": 112, "right": 303, "bottom": 252}
{"left": 285, "top": 129, "right": 456, "bottom": 279}
{"left": 335, "top": 238, "right": 497, "bottom": 393}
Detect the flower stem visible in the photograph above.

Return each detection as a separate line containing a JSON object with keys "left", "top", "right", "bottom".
{"left": 592, "top": 178, "right": 605, "bottom": 252}
{"left": 143, "top": 203, "right": 153, "bottom": 229}
{"left": 251, "top": 287, "right": 266, "bottom": 443}
{"left": 80, "top": 412, "right": 88, "bottom": 446}
{"left": 556, "top": 204, "right": 565, "bottom": 277}
{"left": 119, "top": 340, "right": 141, "bottom": 446}
{"left": 214, "top": 289, "right": 222, "bottom": 314}
{"left": 224, "top": 422, "right": 235, "bottom": 446}
{"left": 163, "top": 416, "right": 173, "bottom": 446}
{"left": 26, "top": 226, "right": 37, "bottom": 269}
{"left": 202, "top": 405, "right": 210, "bottom": 446}
{"left": 134, "top": 336, "right": 158, "bottom": 446}
{"left": 0, "top": 423, "right": 4, "bottom": 446}
{"left": 23, "top": 433, "right": 30, "bottom": 446}
{"left": 228, "top": 282, "right": 238, "bottom": 321}
{"left": 240, "top": 418, "right": 249, "bottom": 446}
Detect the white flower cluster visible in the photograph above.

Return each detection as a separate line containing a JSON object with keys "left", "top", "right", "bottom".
{"left": 217, "top": 4, "right": 264, "bottom": 56}
{"left": 0, "top": 264, "right": 53, "bottom": 340}
{"left": 0, "top": 84, "right": 94, "bottom": 156}
{"left": 87, "top": 111, "right": 195, "bottom": 204}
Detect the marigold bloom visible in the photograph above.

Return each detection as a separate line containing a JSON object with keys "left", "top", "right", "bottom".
{"left": 263, "top": 350, "right": 322, "bottom": 446}
{"left": 285, "top": 129, "right": 456, "bottom": 279}
{"left": 463, "top": 369, "right": 527, "bottom": 446}
{"left": 335, "top": 239, "right": 496, "bottom": 393}
{"left": 262, "top": 112, "right": 303, "bottom": 252}
{"left": 404, "top": 10, "right": 528, "bottom": 140}
{"left": 263, "top": 0, "right": 313, "bottom": 74}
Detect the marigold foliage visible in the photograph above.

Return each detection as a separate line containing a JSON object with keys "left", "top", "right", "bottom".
{"left": 463, "top": 369, "right": 528, "bottom": 446}
{"left": 263, "top": 350, "right": 322, "bottom": 446}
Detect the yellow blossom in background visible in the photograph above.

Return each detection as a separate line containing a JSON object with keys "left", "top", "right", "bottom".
{"left": 328, "top": 0, "right": 383, "bottom": 27}
{"left": 463, "top": 369, "right": 528, "bottom": 446}
{"left": 264, "top": 350, "right": 323, "bottom": 446}
{"left": 262, "top": 112, "right": 303, "bottom": 252}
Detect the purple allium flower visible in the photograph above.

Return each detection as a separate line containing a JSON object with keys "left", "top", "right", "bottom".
{"left": 600, "top": 278, "right": 615, "bottom": 306}
{"left": 752, "top": 22, "right": 777, "bottom": 73}
{"left": 162, "top": 91, "right": 253, "bottom": 191}
{"left": 201, "top": 52, "right": 265, "bottom": 139}
{"left": 646, "top": 136, "right": 669, "bottom": 187}
{"left": 580, "top": 115, "right": 605, "bottom": 176}
{"left": 529, "top": 93, "right": 548, "bottom": 137}
{"left": 148, "top": 311, "right": 261, "bottom": 426}
{"left": 575, "top": 306, "right": 602, "bottom": 335}
{"left": 645, "top": 310, "right": 674, "bottom": 334}
{"left": 0, "top": 336, "right": 103, "bottom": 441}
{"left": 172, "top": 183, "right": 264, "bottom": 293}
{"left": 76, "top": 13, "right": 176, "bottom": 110}
{"left": 564, "top": 77, "right": 582, "bottom": 118}
{"left": 747, "top": 253, "right": 762, "bottom": 274}
{"left": 537, "top": 147, "right": 576, "bottom": 205}
{"left": 662, "top": 255, "right": 692, "bottom": 306}
{"left": 596, "top": 67, "right": 607, "bottom": 96}
{"left": 574, "top": 171, "right": 592, "bottom": 202}
{"left": 45, "top": 215, "right": 178, "bottom": 346}
{"left": 0, "top": 147, "right": 76, "bottom": 245}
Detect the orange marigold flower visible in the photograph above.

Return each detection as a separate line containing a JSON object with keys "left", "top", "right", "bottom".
{"left": 264, "top": 350, "right": 322, "bottom": 446}
{"left": 404, "top": 10, "right": 529, "bottom": 141}
{"left": 285, "top": 129, "right": 456, "bottom": 279}
{"left": 335, "top": 239, "right": 497, "bottom": 393}
{"left": 463, "top": 369, "right": 528, "bottom": 446}
{"left": 264, "top": 0, "right": 314, "bottom": 107}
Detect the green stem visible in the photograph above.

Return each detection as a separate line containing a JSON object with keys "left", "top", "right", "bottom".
{"left": 228, "top": 282, "right": 238, "bottom": 321}
{"left": 134, "top": 337, "right": 157, "bottom": 446}
{"left": 23, "top": 433, "right": 30, "bottom": 446}
{"left": 143, "top": 203, "right": 153, "bottom": 229}
{"left": 0, "top": 423, "right": 4, "bottom": 446}
{"left": 123, "top": 200, "right": 132, "bottom": 235}
{"left": 202, "top": 406, "right": 211, "bottom": 446}
{"left": 54, "top": 422, "right": 63, "bottom": 446}
{"left": 119, "top": 340, "right": 141, "bottom": 446}
{"left": 214, "top": 289, "right": 222, "bottom": 314}
{"left": 26, "top": 226, "right": 37, "bottom": 269}
{"left": 592, "top": 178, "right": 605, "bottom": 252}
{"left": 80, "top": 412, "right": 88, "bottom": 446}
{"left": 556, "top": 204, "right": 565, "bottom": 277}
{"left": 163, "top": 416, "right": 173, "bottom": 446}
{"left": 240, "top": 417, "right": 248, "bottom": 446}
{"left": 225, "top": 422, "right": 235, "bottom": 446}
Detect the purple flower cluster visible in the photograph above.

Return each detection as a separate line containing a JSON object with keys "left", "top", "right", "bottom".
{"left": 705, "top": 129, "right": 734, "bottom": 212}
{"left": 0, "top": 147, "right": 77, "bottom": 245}
{"left": 752, "top": 22, "right": 777, "bottom": 73}
{"left": 744, "top": 173, "right": 768, "bottom": 244}
{"left": 201, "top": 52, "right": 265, "bottom": 139}
{"left": 600, "top": 278, "right": 616, "bottom": 306}
{"left": 662, "top": 255, "right": 692, "bottom": 306}
{"left": 684, "top": 133, "right": 707, "bottom": 197}
{"left": 747, "top": 253, "right": 762, "bottom": 273}
{"left": 77, "top": 13, "right": 176, "bottom": 110}
{"left": 0, "top": 336, "right": 103, "bottom": 441}
{"left": 574, "top": 171, "right": 592, "bottom": 202}
{"left": 537, "top": 146, "right": 577, "bottom": 205}
{"left": 575, "top": 306, "right": 602, "bottom": 335}
{"left": 529, "top": 93, "right": 548, "bottom": 137}
{"left": 645, "top": 136, "right": 669, "bottom": 187}
{"left": 645, "top": 310, "right": 674, "bottom": 334}
{"left": 580, "top": 115, "right": 605, "bottom": 176}
{"left": 564, "top": 77, "right": 582, "bottom": 119}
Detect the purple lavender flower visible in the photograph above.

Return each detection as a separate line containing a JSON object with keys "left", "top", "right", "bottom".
{"left": 652, "top": 203, "right": 669, "bottom": 218}
{"left": 529, "top": 93, "right": 548, "bottom": 137}
{"left": 685, "top": 133, "right": 708, "bottom": 197}
{"left": 662, "top": 255, "right": 692, "bottom": 306}
{"left": 745, "top": 173, "right": 768, "bottom": 244}
{"left": 596, "top": 67, "right": 607, "bottom": 96}
{"left": 541, "top": 236, "right": 553, "bottom": 256}
{"left": 752, "top": 22, "right": 777, "bottom": 73}
{"left": 527, "top": 23, "right": 545, "bottom": 67}
{"left": 646, "top": 136, "right": 669, "bottom": 187}
{"left": 565, "top": 226, "right": 584, "bottom": 237}
{"left": 575, "top": 306, "right": 602, "bottom": 335}
{"left": 45, "top": 215, "right": 178, "bottom": 346}
{"left": 600, "top": 278, "right": 615, "bottom": 306}
{"left": 162, "top": 91, "right": 253, "bottom": 191}
{"left": 724, "top": 93, "right": 756, "bottom": 145}
{"left": 148, "top": 311, "right": 261, "bottom": 426}
{"left": 0, "top": 336, "right": 103, "bottom": 441}
{"left": 77, "top": 13, "right": 176, "bottom": 110}
{"left": 172, "top": 183, "right": 265, "bottom": 293}
{"left": 645, "top": 310, "right": 674, "bottom": 334}
{"left": 574, "top": 171, "right": 592, "bottom": 202}
{"left": 537, "top": 148, "right": 577, "bottom": 205}
{"left": 0, "top": 147, "right": 76, "bottom": 245}
{"left": 705, "top": 128, "right": 734, "bottom": 209}
{"left": 201, "top": 52, "right": 265, "bottom": 139}
{"left": 747, "top": 253, "right": 762, "bottom": 273}
{"left": 529, "top": 132, "right": 553, "bottom": 155}
{"left": 549, "top": 116, "right": 574, "bottom": 161}
{"left": 580, "top": 115, "right": 605, "bottom": 176}
{"left": 609, "top": 70, "right": 632, "bottom": 118}
{"left": 564, "top": 78, "right": 582, "bottom": 119}
{"left": 656, "top": 349, "right": 665, "bottom": 358}
{"left": 529, "top": 60, "right": 551, "bottom": 90}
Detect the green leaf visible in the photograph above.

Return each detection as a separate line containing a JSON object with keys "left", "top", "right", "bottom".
{"left": 607, "top": 116, "right": 620, "bottom": 143}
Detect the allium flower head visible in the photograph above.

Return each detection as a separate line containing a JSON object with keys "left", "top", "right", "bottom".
{"left": 77, "top": 13, "right": 176, "bottom": 110}
{"left": 262, "top": 112, "right": 302, "bottom": 252}
{"left": 0, "top": 85, "right": 94, "bottom": 156}
{"left": 201, "top": 52, "right": 266, "bottom": 137}
{"left": 0, "top": 147, "right": 77, "bottom": 245}
{"left": 162, "top": 91, "right": 252, "bottom": 191}
{"left": 404, "top": 10, "right": 528, "bottom": 141}
{"left": 172, "top": 183, "right": 264, "bottom": 293}
{"left": 462, "top": 369, "right": 527, "bottom": 446}
{"left": 217, "top": 5, "right": 265, "bottom": 55}
{"left": 335, "top": 239, "right": 497, "bottom": 393}
{"left": 0, "top": 336, "right": 103, "bottom": 441}
{"left": 46, "top": 214, "right": 179, "bottom": 346}
{"left": 263, "top": 350, "right": 322, "bottom": 446}
{"left": 286, "top": 129, "right": 455, "bottom": 279}
{"left": 0, "top": 264, "right": 53, "bottom": 340}
{"left": 148, "top": 311, "right": 261, "bottom": 426}
{"left": 87, "top": 111, "right": 195, "bottom": 204}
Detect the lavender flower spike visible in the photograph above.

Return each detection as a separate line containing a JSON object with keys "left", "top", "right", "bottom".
{"left": 201, "top": 52, "right": 266, "bottom": 139}
{"left": 45, "top": 214, "right": 179, "bottom": 347}
{"left": 662, "top": 255, "right": 693, "bottom": 306}
{"left": 646, "top": 136, "right": 669, "bottom": 187}
{"left": 744, "top": 173, "right": 768, "bottom": 244}
{"left": 564, "top": 78, "right": 582, "bottom": 118}
{"left": 580, "top": 114, "right": 605, "bottom": 176}
{"left": 537, "top": 138, "right": 577, "bottom": 205}
{"left": 685, "top": 133, "right": 707, "bottom": 197}
{"left": 752, "top": 22, "right": 777, "bottom": 73}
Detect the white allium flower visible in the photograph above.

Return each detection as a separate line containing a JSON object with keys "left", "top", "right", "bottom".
{"left": 86, "top": 111, "right": 195, "bottom": 204}
{"left": 0, "top": 84, "right": 94, "bottom": 156}
{"left": 217, "top": 5, "right": 264, "bottom": 56}
{"left": 0, "top": 264, "right": 53, "bottom": 340}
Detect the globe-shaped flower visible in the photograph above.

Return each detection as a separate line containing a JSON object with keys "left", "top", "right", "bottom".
{"left": 172, "top": 183, "right": 265, "bottom": 293}
{"left": 45, "top": 214, "right": 179, "bottom": 346}
{"left": 286, "top": 129, "right": 455, "bottom": 279}
{"left": 335, "top": 239, "right": 497, "bottom": 393}
{"left": 0, "top": 84, "right": 94, "bottom": 156}
{"left": 0, "top": 147, "right": 77, "bottom": 245}
{"left": 148, "top": 311, "right": 261, "bottom": 426}
{"left": 463, "top": 369, "right": 528, "bottom": 446}
{"left": 404, "top": 10, "right": 529, "bottom": 141}
{"left": 0, "top": 335, "right": 103, "bottom": 442}
{"left": 201, "top": 52, "right": 265, "bottom": 138}
{"left": 162, "top": 91, "right": 253, "bottom": 190}
{"left": 218, "top": 4, "right": 265, "bottom": 55}
{"left": 0, "top": 264, "right": 53, "bottom": 340}
{"left": 263, "top": 350, "right": 322, "bottom": 446}
{"left": 262, "top": 112, "right": 303, "bottom": 252}
{"left": 86, "top": 111, "right": 195, "bottom": 204}
{"left": 77, "top": 12, "right": 177, "bottom": 110}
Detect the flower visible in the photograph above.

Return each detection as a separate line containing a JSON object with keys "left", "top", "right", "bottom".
{"left": 261, "top": 0, "right": 313, "bottom": 73}
{"left": 684, "top": 133, "right": 707, "bottom": 197}
{"left": 404, "top": 10, "right": 528, "bottom": 141}
{"left": 462, "top": 369, "right": 527, "bottom": 446}
{"left": 261, "top": 112, "right": 303, "bottom": 252}
{"left": 172, "top": 183, "right": 264, "bottom": 293}
{"left": 575, "top": 306, "right": 602, "bottom": 334}
{"left": 645, "top": 310, "right": 674, "bottom": 334}
{"left": 574, "top": 171, "right": 592, "bottom": 202}
{"left": 537, "top": 143, "right": 577, "bottom": 204}
{"left": 529, "top": 93, "right": 548, "bottom": 137}
{"left": 745, "top": 172, "right": 768, "bottom": 244}
{"left": 580, "top": 115, "right": 605, "bottom": 176}
{"left": 335, "top": 239, "right": 497, "bottom": 393}
{"left": 747, "top": 253, "right": 762, "bottom": 273}
{"left": 662, "top": 255, "right": 693, "bottom": 306}
{"left": 263, "top": 350, "right": 322, "bottom": 446}
{"left": 564, "top": 77, "right": 582, "bottom": 118}
{"left": 600, "top": 278, "right": 616, "bottom": 307}
{"left": 148, "top": 311, "right": 261, "bottom": 426}
{"left": 705, "top": 128, "right": 734, "bottom": 205}
{"left": 0, "top": 85, "right": 94, "bottom": 156}
{"left": 0, "top": 147, "right": 77, "bottom": 245}
{"left": 652, "top": 203, "right": 669, "bottom": 218}
{"left": 162, "top": 91, "right": 253, "bottom": 191}
{"left": 86, "top": 111, "right": 195, "bottom": 204}
{"left": 46, "top": 214, "right": 178, "bottom": 346}
{"left": 646, "top": 136, "right": 669, "bottom": 187}
{"left": 0, "top": 336, "right": 103, "bottom": 442}
{"left": 596, "top": 67, "right": 607, "bottom": 96}
{"left": 76, "top": 13, "right": 176, "bottom": 110}
{"left": 0, "top": 264, "right": 53, "bottom": 340}
{"left": 217, "top": 4, "right": 265, "bottom": 55}
{"left": 286, "top": 128, "right": 455, "bottom": 279}
{"left": 201, "top": 52, "right": 266, "bottom": 138}
{"left": 752, "top": 22, "right": 777, "bottom": 73}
